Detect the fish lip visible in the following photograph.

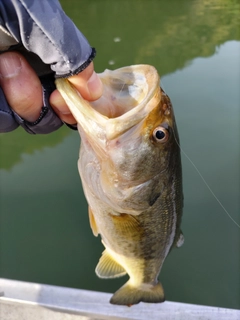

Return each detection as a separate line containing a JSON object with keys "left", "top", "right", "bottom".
{"left": 56, "top": 65, "right": 160, "bottom": 141}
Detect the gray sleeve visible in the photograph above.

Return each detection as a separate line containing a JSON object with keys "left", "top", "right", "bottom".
{"left": 0, "top": 0, "right": 95, "bottom": 134}
{"left": 0, "top": 0, "right": 95, "bottom": 77}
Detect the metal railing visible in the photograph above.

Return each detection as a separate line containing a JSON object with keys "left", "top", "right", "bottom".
{"left": 0, "top": 278, "right": 239, "bottom": 320}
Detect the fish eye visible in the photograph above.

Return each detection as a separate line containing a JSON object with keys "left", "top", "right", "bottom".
{"left": 153, "top": 126, "right": 169, "bottom": 143}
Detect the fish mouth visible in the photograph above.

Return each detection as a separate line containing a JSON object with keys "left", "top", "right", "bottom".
{"left": 56, "top": 65, "right": 161, "bottom": 141}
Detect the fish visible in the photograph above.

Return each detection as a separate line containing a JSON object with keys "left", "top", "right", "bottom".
{"left": 55, "top": 64, "right": 184, "bottom": 306}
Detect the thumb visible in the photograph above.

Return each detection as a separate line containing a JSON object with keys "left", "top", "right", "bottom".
{"left": 0, "top": 52, "right": 43, "bottom": 122}
{"left": 68, "top": 62, "right": 103, "bottom": 101}
{"left": 50, "top": 62, "right": 103, "bottom": 124}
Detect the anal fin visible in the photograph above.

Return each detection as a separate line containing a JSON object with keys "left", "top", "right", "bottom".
{"left": 95, "top": 250, "right": 126, "bottom": 279}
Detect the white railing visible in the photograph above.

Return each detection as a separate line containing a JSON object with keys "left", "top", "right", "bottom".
{"left": 0, "top": 278, "right": 239, "bottom": 320}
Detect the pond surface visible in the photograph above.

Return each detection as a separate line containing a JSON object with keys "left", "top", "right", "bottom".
{"left": 0, "top": 0, "right": 239, "bottom": 310}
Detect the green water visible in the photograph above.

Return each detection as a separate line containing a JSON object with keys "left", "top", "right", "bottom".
{"left": 0, "top": 0, "right": 240, "bottom": 309}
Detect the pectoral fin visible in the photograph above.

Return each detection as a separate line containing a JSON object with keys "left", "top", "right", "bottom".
{"left": 88, "top": 207, "right": 98, "bottom": 237}
{"left": 95, "top": 250, "right": 126, "bottom": 279}
{"left": 111, "top": 213, "right": 142, "bottom": 238}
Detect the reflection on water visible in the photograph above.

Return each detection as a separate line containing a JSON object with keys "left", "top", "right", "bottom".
{"left": 62, "top": 0, "right": 240, "bottom": 75}
{"left": 0, "top": 0, "right": 239, "bottom": 310}
{"left": 0, "top": 126, "right": 70, "bottom": 170}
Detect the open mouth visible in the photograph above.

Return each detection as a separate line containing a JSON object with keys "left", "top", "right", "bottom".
{"left": 56, "top": 65, "right": 160, "bottom": 140}
{"left": 91, "top": 69, "right": 149, "bottom": 118}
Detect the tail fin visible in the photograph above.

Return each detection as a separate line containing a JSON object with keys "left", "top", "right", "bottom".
{"left": 110, "top": 280, "right": 165, "bottom": 306}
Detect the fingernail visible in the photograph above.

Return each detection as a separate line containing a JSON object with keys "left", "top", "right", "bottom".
{"left": 87, "top": 72, "right": 103, "bottom": 100}
{"left": 0, "top": 54, "right": 22, "bottom": 78}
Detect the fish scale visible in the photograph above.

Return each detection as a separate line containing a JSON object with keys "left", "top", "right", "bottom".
{"left": 56, "top": 64, "right": 183, "bottom": 306}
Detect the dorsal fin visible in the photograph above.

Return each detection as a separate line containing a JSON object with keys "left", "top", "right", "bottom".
{"left": 175, "top": 231, "right": 184, "bottom": 248}
{"left": 88, "top": 207, "right": 98, "bottom": 237}
{"left": 95, "top": 250, "right": 126, "bottom": 279}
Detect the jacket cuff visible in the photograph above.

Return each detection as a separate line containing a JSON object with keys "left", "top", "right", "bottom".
{"left": 55, "top": 47, "right": 96, "bottom": 79}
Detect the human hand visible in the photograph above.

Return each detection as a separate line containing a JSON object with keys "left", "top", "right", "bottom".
{"left": 0, "top": 51, "right": 102, "bottom": 126}
{"left": 50, "top": 60, "right": 103, "bottom": 125}
{"left": 0, "top": 0, "right": 101, "bottom": 134}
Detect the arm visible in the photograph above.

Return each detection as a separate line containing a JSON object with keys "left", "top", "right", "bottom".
{"left": 0, "top": 0, "right": 98, "bottom": 134}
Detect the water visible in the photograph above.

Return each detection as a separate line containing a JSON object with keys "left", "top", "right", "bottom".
{"left": 0, "top": 0, "right": 239, "bottom": 309}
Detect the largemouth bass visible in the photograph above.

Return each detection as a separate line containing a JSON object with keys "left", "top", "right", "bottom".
{"left": 56, "top": 65, "right": 184, "bottom": 306}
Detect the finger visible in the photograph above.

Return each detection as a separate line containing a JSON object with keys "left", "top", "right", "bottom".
{"left": 68, "top": 62, "right": 103, "bottom": 101}
{"left": 50, "top": 89, "right": 77, "bottom": 124}
{"left": 0, "top": 51, "right": 43, "bottom": 122}
{"left": 50, "top": 62, "right": 103, "bottom": 124}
